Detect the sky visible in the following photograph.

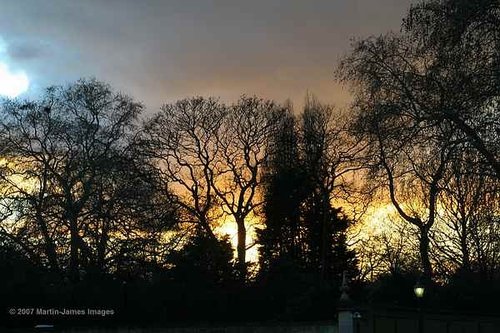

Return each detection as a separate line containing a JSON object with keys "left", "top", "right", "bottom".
{"left": 0, "top": 0, "right": 414, "bottom": 112}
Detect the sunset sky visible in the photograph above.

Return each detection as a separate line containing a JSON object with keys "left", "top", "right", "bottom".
{"left": 0, "top": 0, "right": 414, "bottom": 111}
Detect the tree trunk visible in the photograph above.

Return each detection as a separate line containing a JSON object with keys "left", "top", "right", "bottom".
{"left": 97, "top": 220, "right": 109, "bottom": 271}
{"left": 419, "top": 228, "right": 433, "bottom": 283}
{"left": 201, "top": 218, "right": 217, "bottom": 241}
{"left": 236, "top": 218, "right": 247, "bottom": 279}
{"left": 36, "top": 212, "right": 60, "bottom": 273}
{"left": 460, "top": 224, "right": 471, "bottom": 273}
{"left": 69, "top": 217, "right": 80, "bottom": 282}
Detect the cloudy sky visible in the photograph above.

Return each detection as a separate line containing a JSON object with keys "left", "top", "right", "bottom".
{"left": 0, "top": 0, "right": 414, "bottom": 111}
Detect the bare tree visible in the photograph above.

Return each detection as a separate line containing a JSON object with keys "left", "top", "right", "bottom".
{"left": 212, "top": 96, "right": 279, "bottom": 278}
{"left": 355, "top": 219, "right": 420, "bottom": 281}
{"left": 404, "top": 0, "right": 500, "bottom": 177}
{"left": 431, "top": 147, "right": 500, "bottom": 279}
{"left": 0, "top": 79, "right": 165, "bottom": 281}
{"left": 141, "top": 97, "right": 226, "bottom": 241}
{"left": 339, "top": 0, "right": 500, "bottom": 178}
{"left": 343, "top": 93, "right": 457, "bottom": 282}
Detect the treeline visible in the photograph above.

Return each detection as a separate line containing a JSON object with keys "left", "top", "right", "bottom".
{"left": 339, "top": 0, "right": 500, "bottom": 285}
{"left": 0, "top": 0, "right": 499, "bottom": 325}
{"left": 0, "top": 81, "right": 357, "bottom": 323}
{"left": 339, "top": 0, "right": 500, "bottom": 312}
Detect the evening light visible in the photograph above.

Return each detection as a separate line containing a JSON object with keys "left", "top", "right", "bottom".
{"left": 0, "top": 62, "right": 29, "bottom": 98}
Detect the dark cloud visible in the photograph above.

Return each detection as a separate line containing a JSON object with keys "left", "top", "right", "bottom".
{"left": 7, "top": 41, "right": 47, "bottom": 61}
{"left": 0, "top": 0, "right": 416, "bottom": 111}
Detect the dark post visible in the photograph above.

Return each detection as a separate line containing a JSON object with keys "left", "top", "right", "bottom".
{"left": 338, "top": 271, "right": 354, "bottom": 333}
{"left": 414, "top": 277, "right": 425, "bottom": 333}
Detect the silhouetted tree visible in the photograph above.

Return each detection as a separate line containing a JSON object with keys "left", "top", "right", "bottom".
{"left": 299, "top": 98, "right": 358, "bottom": 282}
{"left": 432, "top": 146, "right": 500, "bottom": 279}
{"left": 168, "top": 231, "right": 236, "bottom": 287}
{"left": 210, "top": 96, "right": 280, "bottom": 279}
{"left": 355, "top": 217, "right": 420, "bottom": 281}
{"left": 404, "top": 0, "right": 500, "bottom": 177}
{"left": 338, "top": 0, "right": 500, "bottom": 282}
{"left": 339, "top": 0, "right": 500, "bottom": 178}
{"left": 141, "top": 97, "right": 226, "bottom": 241}
{"left": 351, "top": 95, "right": 456, "bottom": 282}
{"left": 258, "top": 103, "right": 306, "bottom": 273}
{"left": 258, "top": 97, "right": 358, "bottom": 285}
{"left": 0, "top": 79, "right": 176, "bottom": 281}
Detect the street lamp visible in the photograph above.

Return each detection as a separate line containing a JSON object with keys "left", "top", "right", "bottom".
{"left": 414, "top": 280, "right": 425, "bottom": 299}
{"left": 414, "top": 278, "right": 425, "bottom": 333}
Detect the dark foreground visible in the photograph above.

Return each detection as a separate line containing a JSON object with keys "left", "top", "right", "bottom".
{"left": 2, "top": 323, "right": 337, "bottom": 333}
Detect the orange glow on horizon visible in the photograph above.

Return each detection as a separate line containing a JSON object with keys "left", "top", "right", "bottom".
{"left": 216, "top": 214, "right": 260, "bottom": 264}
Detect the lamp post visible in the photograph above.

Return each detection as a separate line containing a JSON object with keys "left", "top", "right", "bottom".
{"left": 338, "top": 271, "right": 354, "bottom": 333}
{"left": 414, "top": 279, "right": 425, "bottom": 333}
